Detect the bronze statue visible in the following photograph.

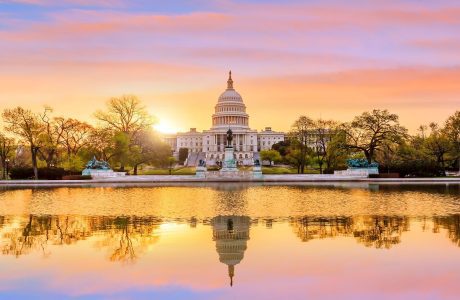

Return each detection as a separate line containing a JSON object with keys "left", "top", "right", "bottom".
{"left": 226, "top": 128, "right": 233, "bottom": 147}
{"left": 85, "top": 156, "right": 111, "bottom": 170}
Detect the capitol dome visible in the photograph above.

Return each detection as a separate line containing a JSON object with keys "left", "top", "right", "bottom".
{"left": 218, "top": 89, "right": 243, "bottom": 103}
{"left": 212, "top": 71, "right": 249, "bottom": 129}
{"left": 218, "top": 72, "right": 243, "bottom": 102}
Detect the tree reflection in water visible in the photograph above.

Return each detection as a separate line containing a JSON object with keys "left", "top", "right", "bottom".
{"left": 433, "top": 215, "right": 460, "bottom": 247}
{"left": 1, "top": 214, "right": 460, "bottom": 262}
{"left": 1, "top": 215, "right": 160, "bottom": 262}
{"left": 94, "top": 217, "right": 160, "bottom": 263}
{"left": 291, "top": 216, "right": 410, "bottom": 249}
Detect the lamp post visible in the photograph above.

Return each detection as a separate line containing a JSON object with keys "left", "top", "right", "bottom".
{"left": 5, "top": 158, "right": 10, "bottom": 180}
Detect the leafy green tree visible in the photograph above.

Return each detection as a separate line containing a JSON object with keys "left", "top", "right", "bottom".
{"left": 0, "top": 133, "right": 15, "bottom": 179}
{"left": 342, "top": 109, "right": 407, "bottom": 164}
{"left": 112, "top": 132, "right": 130, "bottom": 172}
{"left": 324, "top": 131, "right": 348, "bottom": 173}
{"left": 61, "top": 155, "right": 85, "bottom": 172}
{"left": 260, "top": 149, "right": 282, "bottom": 166}
{"left": 290, "top": 116, "right": 315, "bottom": 173}
{"left": 444, "top": 111, "right": 460, "bottom": 172}
{"left": 271, "top": 140, "right": 291, "bottom": 157}
{"left": 424, "top": 123, "right": 452, "bottom": 175}
{"left": 178, "top": 148, "right": 189, "bottom": 164}
{"left": 286, "top": 149, "right": 311, "bottom": 174}
{"left": 130, "top": 130, "right": 171, "bottom": 175}
{"left": 311, "top": 119, "right": 340, "bottom": 174}
{"left": 167, "top": 157, "right": 176, "bottom": 175}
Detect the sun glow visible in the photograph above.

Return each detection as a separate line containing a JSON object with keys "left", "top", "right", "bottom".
{"left": 154, "top": 119, "right": 178, "bottom": 134}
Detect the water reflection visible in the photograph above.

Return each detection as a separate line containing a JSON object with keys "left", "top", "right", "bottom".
{"left": 1, "top": 185, "right": 459, "bottom": 297}
{"left": 2, "top": 214, "right": 460, "bottom": 258}
{"left": 433, "top": 215, "right": 460, "bottom": 247}
{"left": 212, "top": 216, "right": 251, "bottom": 286}
{"left": 1, "top": 215, "right": 161, "bottom": 261}
{"left": 291, "top": 216, "right": 410, "bottom": 249}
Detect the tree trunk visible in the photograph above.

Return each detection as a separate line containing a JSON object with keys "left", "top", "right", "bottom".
{"left": 319, "top": 161, "right": 323, "bottom": 174}
{"left": 133, "top": 164, "right": 138, "bottom": 175}
{"left": 1, "top": 159, "right": 4, "bottom": 180}
{"left": 440, "top": 156, "right": 446, "bottom": 176}
{"left": 31, "top": 146, "right": 39, "bottom": 180}
{"left": 365, "top": 150, "right": 372, "bottom": 164}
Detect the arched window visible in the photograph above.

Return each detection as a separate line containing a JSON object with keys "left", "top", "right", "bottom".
{"left": 239, "top": 154, "right": 243, "bottom": 159}
{"left": 245, "top": 154, "right": 248, "bottom": 158}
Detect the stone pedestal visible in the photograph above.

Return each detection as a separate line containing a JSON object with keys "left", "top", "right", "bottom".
{"left": 334, "top": 167, "right": 379, "bottom": 177}
{"left": 196, "top": 166, "right": 207, "bottom": 178}
{"left": 220, "top": 146, "right": 238, "bottom": 174}
{"left": 82, "top": 169, "right": 126, "bottom": 178}
{"left": 252, "top": 165, "right": 263, "bottom": 179}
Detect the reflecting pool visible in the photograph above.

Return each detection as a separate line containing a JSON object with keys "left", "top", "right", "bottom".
{"left": 0, "top": 183, "right": 459, "bottom": 299}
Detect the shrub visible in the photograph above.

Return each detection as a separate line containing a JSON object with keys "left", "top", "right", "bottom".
{"left": 9, "top": 167, "right": 34, "bottom": 179}
{"left": 62, "top": 175, "right": 92, "bottom": 180}
{"left": 369, "top": 173, "right": 400, "bottom": 178}
{"left": 39, "top": 167, "right": 66, "bottom": 180}
{"left": 9, "top": 167, "right": 67, "bottom": 180}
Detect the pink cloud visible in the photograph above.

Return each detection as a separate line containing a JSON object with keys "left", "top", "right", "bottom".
{"left": 0, "top": 0, "right": 125, "bottom": 6}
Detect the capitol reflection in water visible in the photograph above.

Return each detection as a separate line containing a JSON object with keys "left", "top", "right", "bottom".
{"left": 0, "top": 184, "right": 460, "bottom": 298}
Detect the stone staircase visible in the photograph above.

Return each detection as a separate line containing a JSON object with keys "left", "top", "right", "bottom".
{"left": 185, "top": 152, "right": 206, "bottom": 167}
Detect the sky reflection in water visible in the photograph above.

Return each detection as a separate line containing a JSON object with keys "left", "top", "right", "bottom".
{"left": 0, "top": 184, "right": 459, "bottom": 299}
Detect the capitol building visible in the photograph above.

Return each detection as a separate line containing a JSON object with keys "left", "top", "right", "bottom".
{"left": 165, "top": 72, "right": 285, "bottom": 166}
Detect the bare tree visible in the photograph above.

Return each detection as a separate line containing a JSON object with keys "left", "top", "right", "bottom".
{"left": 94, "top": 95, "right": 156, "bottom": 171}
{"left": 2, "top": 107, "right": 46, "bottom": 179}
{"left": 87, "top": 128, "right": 115, "bottom": 161}
{"left": 94, "top": 95, "right": 155, "bottom": 136}
{"left": 61, "top": 119, "right": 93, "bottom": 157}
{"left": 38, "top": 109, "right": 73, "bottom": 167}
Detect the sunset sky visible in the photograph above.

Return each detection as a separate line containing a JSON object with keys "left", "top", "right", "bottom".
{"left": 0, "top": 0, "right": 459, "bottom": 133}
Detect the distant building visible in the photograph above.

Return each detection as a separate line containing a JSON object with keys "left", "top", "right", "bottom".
{"left": 166, "top": 71, "right": 285, "bottom": 166}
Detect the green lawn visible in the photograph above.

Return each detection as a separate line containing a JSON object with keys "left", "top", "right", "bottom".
{"left": 261, "top": 166, "right": 321, "bottom": 174}
{"left": 138, "top": 165, "right": 320, "bottom": 175}
{"left": 139, "top": 167, "right": 196, "bottom": 175}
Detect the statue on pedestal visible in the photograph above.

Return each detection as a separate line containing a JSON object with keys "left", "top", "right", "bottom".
{"left": 226, "top": 128, "right": 233, "bottom": 147}
{"left": 85, "top": 156, "right": 111, "bottom": 170}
